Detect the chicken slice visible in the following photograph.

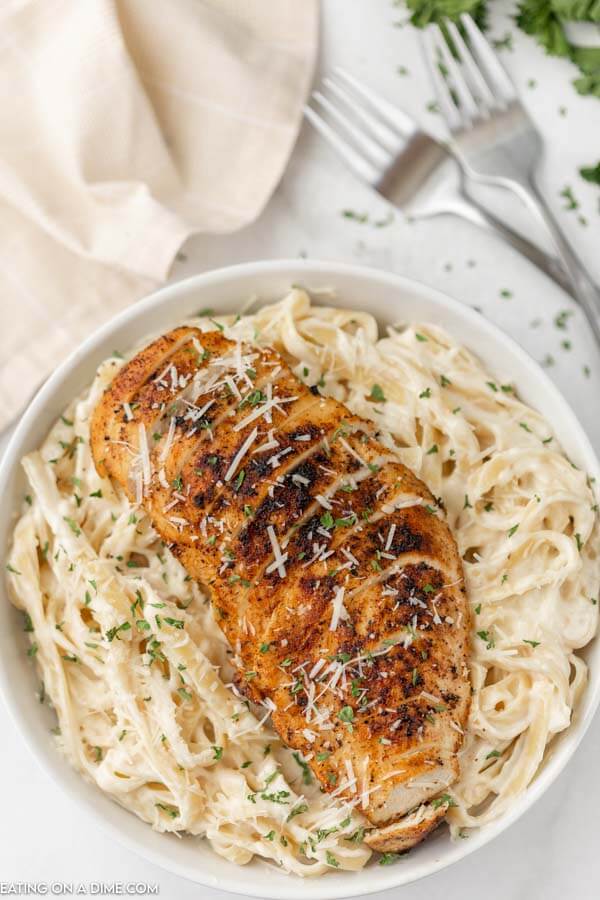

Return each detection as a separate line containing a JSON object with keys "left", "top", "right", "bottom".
{"left": 364, "top": 801, "right": 448, "bottom": 852}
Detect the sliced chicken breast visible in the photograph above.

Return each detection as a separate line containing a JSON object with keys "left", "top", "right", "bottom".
{"left": 90, "top": 325, "right": 471, "bottom": 845}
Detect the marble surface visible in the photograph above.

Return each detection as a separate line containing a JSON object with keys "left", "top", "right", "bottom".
{"left": 2, "top": 1, "right": 600, "bottom": 897}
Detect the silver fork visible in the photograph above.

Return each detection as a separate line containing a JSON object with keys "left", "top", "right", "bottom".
{"left": 304, "top": 69, "right": 570, "bottom": 293}
{"left": 421, "top": 14, "right": 600, "bottom": 344}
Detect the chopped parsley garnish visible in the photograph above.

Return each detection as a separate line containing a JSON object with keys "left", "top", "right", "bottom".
{"left": 485, "top": 749, "right": 501, "bottom": 760}
{"left": 320, "top": 510, "right": 334, "bottom": 529}
{"left": 554, "top": 310, "right": 572, "bottom": 330}
{"left": 292, "top": 751, "right": 313, "bottom": 785}
{"left": 523, "top": 639, "right": 540, "bottom": 648}
{"left": 260, "top": 790, "right": 290, "bottom": 804}
{"left": 335, "top": 514, "right": 357, "bottom": 528}
{"left": 239, "top": 389, "right": 266, "bottom": 409}
{"left": 287, "top": 802, "right": 309, "bottom": 821}
{"left": 431, "top": 793, "right": 458, "bottom": 810}
{"left": 342, "top": 209, "right": 368, "bottom": 224}
{"left": 477, "top": 630, "right": 495, "bottom": 649}
{"left": 560, "top": 186, "right": 578, "bottom": 211}
{"left": 368, "top": 384, "right": 386, "bottom": 403}
{"left": 63, "top": 516, "right": 81, "bottom": 536}
{"left": 155, "top": 802, "right": 179, "bottom": 819}
{"left": 379, "top": 852, "right": 402, "bottom": 865}
{"left": 508, "top": 524, "right": 519, "bottom": 537}
{"left": 338, "top": 706, "right": 354, "bottom": 725}
{"left": 212, "top": 745, "right": 223, "bottom": 760}
{"left": 105, "top": 621, "right": 131, "bottom": 643}
{"left": 580, "top": 161, "right": 600, "bottom": 185}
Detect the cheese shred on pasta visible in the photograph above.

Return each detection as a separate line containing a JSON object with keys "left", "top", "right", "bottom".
{"left": 7, "top": 289, "right": 599, "bottom": 874}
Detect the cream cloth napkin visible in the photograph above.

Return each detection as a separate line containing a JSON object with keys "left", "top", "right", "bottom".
{"left": 0, "top": 0, "right": 318, "bottom": 430}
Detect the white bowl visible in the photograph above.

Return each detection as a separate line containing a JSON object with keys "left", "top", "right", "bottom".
{"left": 1, "top": 260, "right": 598, "bottom": 899}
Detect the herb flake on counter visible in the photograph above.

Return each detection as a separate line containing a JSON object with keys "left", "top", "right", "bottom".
{"left": 342, "top": 210, "right": 369, "bottom": 224}
{"left": 560, "top": 186, "right": 579, "bottom": 211}
{"left": 580, "top": 161, "right": 600, "bottom": 185}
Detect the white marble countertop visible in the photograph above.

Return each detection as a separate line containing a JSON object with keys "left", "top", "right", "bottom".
{"left": 2, "top": 1, "right": 600, "bottom": 897}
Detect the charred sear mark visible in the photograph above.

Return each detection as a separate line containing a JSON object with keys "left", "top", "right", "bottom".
{"left": 292, "top": 458, "right": 316, "bottom": 486}
{"left": 366, "top": 699, "right": 429, "bottom": 741}
{"left": 289, "top": 423, "right": 321, "bottom": 442}
{"left": 389, "top": 521, "right": 424, "bottom": 555}
{"left": 248, "top": 455, "right": 272, "bottom": 479}
{"left": 237, "top": 487, "right": 313, "bottom": 569}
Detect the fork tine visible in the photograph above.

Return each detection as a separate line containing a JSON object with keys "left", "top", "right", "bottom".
{"left": 444, "top": 20, "right": 496, "bottom": 111}
{"left": 311, "top": 87, "right": 392, "bottom": 170}
{"left": 420, "top": 27, "right": 463, "bottom": 132}
{"left": 318, "top": 80, "right": 394, "bottom": 164}
{"left": 333, "top": 67, "right": 416, "bottom": 140}
{"left": 429, "top": 24, "right": 480, "bottom": 122}
{"left": 459, "top": 14, "right": 516, "bottom": 103}
{"left": 303, "top": 105, "right": 379, "bottom": 184}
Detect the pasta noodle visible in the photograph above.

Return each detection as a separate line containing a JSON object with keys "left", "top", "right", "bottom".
{"left": 7, "top": 288, "right": 599, "bottom": 873}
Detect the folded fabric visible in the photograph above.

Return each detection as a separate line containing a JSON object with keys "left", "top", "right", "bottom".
{"left": 0, "top": 0, "right": 318, "bottom": 431}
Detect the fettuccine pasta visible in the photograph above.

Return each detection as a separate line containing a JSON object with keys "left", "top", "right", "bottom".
{"left": 7, "top": 288, "right": 599, "bottom": 873}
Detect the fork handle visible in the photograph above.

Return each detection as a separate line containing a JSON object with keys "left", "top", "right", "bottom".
{"left": 482, "top": 173, "right": 600, "bottom": 344}
{"left": 524, "top": 177, "right": 600, "bottom": 344}
{"left": 428, "top": 193, "right": 573, "bottom": 295}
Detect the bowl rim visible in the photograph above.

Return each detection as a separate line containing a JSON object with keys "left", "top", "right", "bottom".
{"left": 1, "top": 258, "right": 598, "bottom": 900}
